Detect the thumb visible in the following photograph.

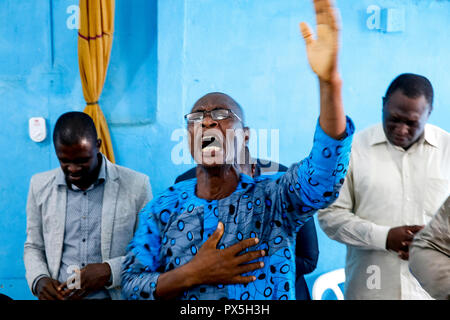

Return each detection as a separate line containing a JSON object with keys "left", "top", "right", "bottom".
{"left": 300, "top": 22, "right": 314, "bottom": 46}
{"left": 205, "top": 221, "right": 224, "bottom": 248}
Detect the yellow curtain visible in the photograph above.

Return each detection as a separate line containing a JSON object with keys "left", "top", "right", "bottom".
{"left": 78, "top": 0, "right": 115, "bottom": 163}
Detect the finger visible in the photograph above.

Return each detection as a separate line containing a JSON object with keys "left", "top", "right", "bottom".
{"left": 204, "top": 222, "right": 225, "bottom": 248}
{"left": 408, "top": 225, "right": 424, "bottom": 233}
{"left": 237, "top": 261, "right": 265, "bottom": 275}
{"left": 403, "top": 230, "right": 415, "bottom": 241}
{"left": 402, "top": 240, "right": 412, "bottom": 251}
{"left": 66, "top": 289, "right": 85, "bottom": 300}
{"left": 57, "top": 281, "right": 67, "bottom": 292}
{"left": 313, "top": 0, "right": 332, "bottom": 25}
{"left": 235, "top": 249, "right": 266, "bottom": 265}
{"left": 42, "top": 286, "right": 63, "bottom": 301}
{"left": 49, "top": 281, "right": 65, "bottom": 300}
{"left": 60, "top": 287, "right": 75, "bottom": 298}
{"left": 398, "top": 250, "right": 409, "bottom": 261}
{"left": 327, "top": 6, "right": 340, "bottom": 31}
{"left": 38, "top": 290, "right": 50, "bottom": 300}
{"left": 300, "top": 22, "right": 315, "bottom": 46}
{"left": 230, "top": 275, "right": 257, "bottom": 285}
{"left": 227, "top": 237, "right": 259, "bottom": 256}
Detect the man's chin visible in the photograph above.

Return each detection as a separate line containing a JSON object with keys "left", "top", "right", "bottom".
{"left": 66, "top": 175, "right": 88, "bottom": 188}
{"left": 193, "top": 148, "right": 227, "bottom": 166}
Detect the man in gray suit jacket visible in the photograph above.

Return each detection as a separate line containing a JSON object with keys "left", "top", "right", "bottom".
{"left": 24, "top": 112, "right": 152, "bottom": 300}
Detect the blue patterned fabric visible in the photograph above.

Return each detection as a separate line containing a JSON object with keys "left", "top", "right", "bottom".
{"left": 121, "top": 118, "right": 355, "bottom": 300}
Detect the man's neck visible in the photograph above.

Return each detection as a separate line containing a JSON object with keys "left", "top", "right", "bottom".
{"left": 195, "top": 164, "right": 239, "bottom": 200}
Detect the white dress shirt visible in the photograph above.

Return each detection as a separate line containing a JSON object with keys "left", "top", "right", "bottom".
{"left": 318, "top": 123, "right": 450, "bottom": 300}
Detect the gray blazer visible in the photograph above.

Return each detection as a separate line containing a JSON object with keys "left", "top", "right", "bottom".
{"left": 24, "top": 157, "right": 152, "bottom": 300}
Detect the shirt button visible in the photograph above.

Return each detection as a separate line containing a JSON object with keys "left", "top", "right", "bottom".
{"left": 82, "top": 238, "right": 86, "bottom": 242}
{"left": 83, "top": 192, "right": 87, "bottom": 196}
{"left": 82, "top": 263, "right": 86, "bottom": 267}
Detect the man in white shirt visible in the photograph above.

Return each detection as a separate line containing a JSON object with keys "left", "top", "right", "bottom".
{"left": 318, "top": 73, "right": 450, "bottom": 299}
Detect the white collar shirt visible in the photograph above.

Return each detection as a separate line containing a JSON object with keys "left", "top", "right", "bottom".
{"left": 318, "top": 123, "right": 450, "bottom": 300}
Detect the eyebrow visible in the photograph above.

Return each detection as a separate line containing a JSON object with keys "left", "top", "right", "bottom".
{"left": 191, "top": 105, "right": 231, "bottom": 112}
{"left": 389, "top": 112, "right": 421, "bottom": 122}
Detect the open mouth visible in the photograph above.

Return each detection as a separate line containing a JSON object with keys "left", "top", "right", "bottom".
{"left": 201, "top": 134, "right": 223, "bottom": 152}
{"left": 68, "top": 174, "right": 82, "bottom": 181}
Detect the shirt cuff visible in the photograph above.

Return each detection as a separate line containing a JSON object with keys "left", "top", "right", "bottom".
{"left": 310, "top": 116, "right": 355, "bottom": 168}
{"left": 371, "top": 224, "right": 391, "bottom": 250}
{"left": 32, "top": 274, "right": 49, "bottom": 296}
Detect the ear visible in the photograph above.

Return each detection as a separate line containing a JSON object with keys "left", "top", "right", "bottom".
{"left": 251, "top": 164, "right": 256, "bottom": 177}
{"left": 243, "top": 127, "right": 250, "bottom": 145}
{"left": 96, "top": 139, "right": 102, "bottom": 150}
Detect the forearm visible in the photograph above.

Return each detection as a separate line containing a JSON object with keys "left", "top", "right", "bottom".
{"left": 318, "top": 207, "right": 390, "bottom": 250}
{"left": 319, "top": 76, "right": 346, "bottom": 139}
{"left": 154, "top": 263, "right": 198, "bottom": 300}
{"left": 121, "top": 248, "right": 198, "bottom": 300}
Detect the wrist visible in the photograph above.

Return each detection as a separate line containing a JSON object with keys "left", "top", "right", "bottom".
{"left": 36, "top": 276, "right": 50, "bottom": 292}
{"left": 181, "top": 262, "right": 200, "bottom": 288}
{"left": 319, "top": 73, "right": 342, "bottom": 87}
{"left": 102, "top": 262, "right": 112, "bottom": 286}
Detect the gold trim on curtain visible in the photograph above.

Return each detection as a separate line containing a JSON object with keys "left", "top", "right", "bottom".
{"left": 78, "top": 0, "right": 115, "bottom": 163}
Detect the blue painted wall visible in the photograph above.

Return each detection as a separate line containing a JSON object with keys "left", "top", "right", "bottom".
{"left": 0, "top": 0, "right": 449, "bottom": 299}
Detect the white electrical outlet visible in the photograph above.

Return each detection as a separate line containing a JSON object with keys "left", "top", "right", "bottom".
{"left": 29, "top": 117, "right": 47, "bottom": 142}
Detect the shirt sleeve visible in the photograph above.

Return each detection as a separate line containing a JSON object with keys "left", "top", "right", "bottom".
{"left": 263, "top": 116, "right": 355, "bottom": 238}
{"left": 317, "top": 153, "right": 391, "bottom": 251}
{"left": 121, "top": 199, "right": 165, "bottom": 300}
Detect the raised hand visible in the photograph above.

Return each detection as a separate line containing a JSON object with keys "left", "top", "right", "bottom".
{"left": 300, "top": 0, "right": 340, "bottom": 82}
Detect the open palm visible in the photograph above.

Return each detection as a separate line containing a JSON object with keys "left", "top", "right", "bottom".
{"left": 300, "top": 0, "right": 340, "bottom": 82}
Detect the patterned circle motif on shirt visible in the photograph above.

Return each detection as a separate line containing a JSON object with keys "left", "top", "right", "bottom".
{"left": 308, "top": 177, "right": 319, "bottom": 186}
{"left": 159, "top": 210, "right": 170, "bottom": 225}
{"left": 240, "top": 292, "right": 250, "bottom": 300}
{"left": 322, "top": 147, "right": 332, "bottom": 158}
{"left": 280, "top": 264, "right": 290, "bottom": 274}
{"left": 283, "top": 248, "right": 291, "bottom": 259}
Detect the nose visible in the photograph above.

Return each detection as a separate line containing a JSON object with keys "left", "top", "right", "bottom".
{"left": 202, "top": 113, "right": 218, "bottom": 128}
{"left": 67, "top": 163, "right": 81, "bottom": 175}
{"left": 395, "top": 123, "right": 409, "bottom": 136}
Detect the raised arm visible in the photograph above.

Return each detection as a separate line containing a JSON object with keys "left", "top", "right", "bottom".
{"left": 301, "top": 0, "right": 346, "bottom": 139}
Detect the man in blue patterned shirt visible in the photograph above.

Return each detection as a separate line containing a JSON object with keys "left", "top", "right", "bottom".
{"left": 122, "top": 0, "right": 354, "bottom": 300}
